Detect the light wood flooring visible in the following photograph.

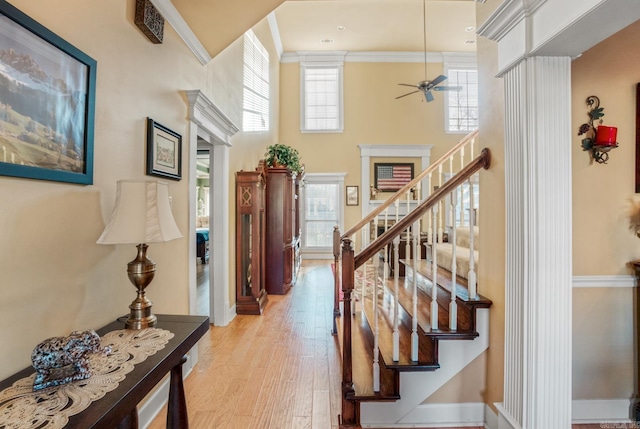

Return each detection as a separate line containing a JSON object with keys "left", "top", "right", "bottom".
{"left": 149, "top": 260, "right": 628, "bottom": 429}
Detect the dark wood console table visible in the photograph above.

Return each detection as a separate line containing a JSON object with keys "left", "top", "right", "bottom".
{"left": 0, "top": 314, "right": 209, "bottom": 428}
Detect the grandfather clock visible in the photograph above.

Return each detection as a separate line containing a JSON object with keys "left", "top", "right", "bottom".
{"left": 235, "top": 162, "right": 268, "bottom": 315}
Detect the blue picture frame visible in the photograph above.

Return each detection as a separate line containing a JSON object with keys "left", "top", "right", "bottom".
{"left": 0, "top": 1, "right": 96, "bottom": 185}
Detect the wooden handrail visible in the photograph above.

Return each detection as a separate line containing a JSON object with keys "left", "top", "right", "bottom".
{"left": 341, "top": 130, "right": 479, "bottom": 240}
{"left": 353, "top": 148, "right": 490, "bottom": 268}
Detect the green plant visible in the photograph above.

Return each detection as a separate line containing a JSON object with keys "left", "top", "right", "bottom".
{"left": 264, "top": 144, "right": 302, "bottom": 174}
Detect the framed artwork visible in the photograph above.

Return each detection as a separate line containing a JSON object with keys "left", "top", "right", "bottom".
{"left": 146, "top": 118, "right": 182, "bottom": 181}
{"left": 0, "top": 2, "right": 96, "bottom": 185}
{"left": 346, "top": 185, "right": 359, "bottom": 206}
{"left": 374, "top": 163, "right": 414, "bottom": 192}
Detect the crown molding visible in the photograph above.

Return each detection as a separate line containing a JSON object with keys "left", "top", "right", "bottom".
{"left": 281, "top": 51, "right": 476, "bottom": 64}
{"left": 185, "top": 90, "right": 238, "bottom": 147}
{"left": 149, "top": 0, "right": 211, "bottom": 65}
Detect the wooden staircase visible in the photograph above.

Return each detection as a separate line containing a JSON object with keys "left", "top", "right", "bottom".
{"left": 333, "top": 131, "right": 492, "bottom": 428}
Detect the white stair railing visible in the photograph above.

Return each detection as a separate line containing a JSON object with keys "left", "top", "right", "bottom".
{"left": 467, "top": 177, "right": 477, "bottom": 299}
{"left": 430, "top": 205, "right": 439, "bottom": 332}
{"left": 411, "top": 219, "right": 420, "bottom": 361}
{"left": 372, "top": 251, "right": 380, "bottom": 392}
{"left": 449, "top": 188, "right": 458, "bottom": 331}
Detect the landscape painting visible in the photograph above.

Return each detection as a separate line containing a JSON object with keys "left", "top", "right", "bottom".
{"left": 0, "top": 2, "right": 96, "bottom": 184}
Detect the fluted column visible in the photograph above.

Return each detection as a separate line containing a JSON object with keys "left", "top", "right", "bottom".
{"left": 500, "top": 56, "right": 572, "bottom": 429}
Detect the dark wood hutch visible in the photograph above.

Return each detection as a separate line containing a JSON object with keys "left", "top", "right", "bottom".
{"left": 264, "top": 166, "right": 303, "bottom": 295}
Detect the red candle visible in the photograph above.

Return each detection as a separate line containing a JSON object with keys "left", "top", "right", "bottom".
{"left": 596, "top": 126, "right": 617, "bottom": 146}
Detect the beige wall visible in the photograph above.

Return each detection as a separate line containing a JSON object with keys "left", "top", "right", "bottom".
{"left": 208, "top": 18, "right": 282, "bottom": 306}
{"left": 279, "top": 60, "right": 464, "bottom": 239}
{"left": 569, "top": 19, "right": 640, "bottom": 400}
{"left": 0, "top": 0, "right": 206, "bottom": 378}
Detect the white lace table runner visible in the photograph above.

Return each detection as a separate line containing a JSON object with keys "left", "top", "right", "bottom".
{"left": 0, "top": 328, "right": 174, "bottom": 429}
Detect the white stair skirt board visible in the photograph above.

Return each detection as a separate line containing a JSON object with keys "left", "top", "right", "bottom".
{"left": 362, "top": 403, "right": 486, "bottom": 428}
{"left": 485, "top": 399, "right": 635, "bottom": 429}
{"left": 360, "top": 309, "right": 489, "bottom": 426}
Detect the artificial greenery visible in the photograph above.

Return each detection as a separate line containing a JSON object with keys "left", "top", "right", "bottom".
{"left": 264, "top": 144, "right": 303, "bottom": 174}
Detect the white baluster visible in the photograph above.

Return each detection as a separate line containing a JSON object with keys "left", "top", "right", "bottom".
{"left": 393, "top": 235, "right": 400, "bottom": 362}
{"left": 405, "top": 190, "right": 410, "bottom": 262}
{"left": 385, "top": 206, "right": 390, "bottom": 277}
{"left": 470, "top": 135, "right": 476, "bottom": 160}
{"left": 449, "top": 189, "right": 458, "bottom": 331}
{"left": 427, "top": 172, "right": 433, "bottom": 245}
{"left": 437, "top": 164, "right": 443, "bottom": 243}
{"left": 467, "top": 177, "right": 477, "bottom": 300}
{"left": 431, "top": 205, "right": 439, "bottom": 331}
{"left": 411, "top": 219, "right": 420, "bottom": 361}
{"left": 373, "top": 252, "right": 380, "bottom": 392}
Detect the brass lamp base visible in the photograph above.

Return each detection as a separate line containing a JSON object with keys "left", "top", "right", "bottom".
{"left": 125, "top": 243, "right": 157, "bottom": 330}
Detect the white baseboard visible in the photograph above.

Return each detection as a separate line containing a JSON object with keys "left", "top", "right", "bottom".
{"left": 486, "top": 399, "right": 634, "bottom": 429}
{"left": 572, "top": 399, "right": 633, "bottom": 423}
{"left": 362, "top": 402, "right": 486, "bottom": 428}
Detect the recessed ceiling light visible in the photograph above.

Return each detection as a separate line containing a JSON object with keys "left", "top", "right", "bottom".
{"left": 337, "top": 25, "right": 346, "bottom": 31}
{"left": 465, "top": 26, "right": 475, "bottom": 32}
{"left": 321, "top": 39, "right": 334, "bottom": 44}
{"left": 465, "top": 40, "right": 476, "bottom": 44}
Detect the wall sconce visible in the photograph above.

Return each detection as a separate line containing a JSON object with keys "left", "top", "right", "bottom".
{"left": 578, "top": 95, "right": 618, "bottom": 164}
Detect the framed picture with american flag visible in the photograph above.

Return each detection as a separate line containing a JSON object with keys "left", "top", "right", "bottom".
{"left": 374, "top": 163, "right": 414, "bottom": 192}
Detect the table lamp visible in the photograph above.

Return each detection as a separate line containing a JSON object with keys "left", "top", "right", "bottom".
{"left": 97, "top": 180, "right": 182, "bottom": 329}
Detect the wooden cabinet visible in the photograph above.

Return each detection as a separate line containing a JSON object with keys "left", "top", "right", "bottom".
{"left": 265, "top": 167, "right": 297, "bottom": 295}
{"left": 235, "top": 167, "right": 268, "bottom": 314}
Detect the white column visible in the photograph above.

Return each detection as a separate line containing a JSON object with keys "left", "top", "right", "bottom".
{"left": 500, "top": 56, "right": 572, "bottom": 429}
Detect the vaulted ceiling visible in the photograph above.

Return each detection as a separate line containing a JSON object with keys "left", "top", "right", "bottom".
{"left": 169, "top": 0, "right": 477, "bottom": 59}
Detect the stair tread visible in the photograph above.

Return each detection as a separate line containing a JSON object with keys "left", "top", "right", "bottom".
{"left": 401, "top": 259, "right": 492, "bottom": 307}
{"left": 359, "top": 280, "right": 439, "bottom": 370}
{"left": 337, "top": 302, "right": 400, "bottom": 401}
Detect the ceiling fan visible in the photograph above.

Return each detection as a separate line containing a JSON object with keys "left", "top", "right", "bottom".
{"left": 396, "top": 0, "right": 462, "bottom": 102}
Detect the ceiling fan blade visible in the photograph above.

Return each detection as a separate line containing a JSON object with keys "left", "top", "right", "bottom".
{"left": 425, "top": 90, "right": 434, "bottom": 102}
{"left": 395, "top": 90, "right": 420, "bottom": 99}
{"left": 398, "top": 83, "right": 418, "bottom": 88}
{"left": 433, "top": 86, "right": 463, "bottom": 92}
{"left": 429, "top": 75, "right": 448, "bottom": 88}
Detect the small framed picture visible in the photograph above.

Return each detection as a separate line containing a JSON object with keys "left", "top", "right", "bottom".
{"left": 146, "top": 118, "right": 182, "bottom": 181}
{"left": 346, "top": 185, "right": 359, "bottom": 206}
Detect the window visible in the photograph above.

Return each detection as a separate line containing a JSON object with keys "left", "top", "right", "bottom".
{"left": 302, "top": 173, "right": 345, "bottom": 255}
{"left": 242, "top": 30, "right": 269, "bottom": 132}
{"left": 300, "top": 61, "right": 344, "bottom": 133}
{"left": 444, "top": 67, "right": 478, "bottom": 133}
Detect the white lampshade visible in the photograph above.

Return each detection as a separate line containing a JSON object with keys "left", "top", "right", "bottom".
{"left": 97, "top": 180, "right": 182, "bottom": 245}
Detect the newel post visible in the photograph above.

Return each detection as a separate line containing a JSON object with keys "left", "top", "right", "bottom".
{"left": 340, "top": 237, "right": 357, "bottom": 427}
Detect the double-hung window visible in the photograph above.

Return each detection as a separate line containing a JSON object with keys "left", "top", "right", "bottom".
{"left": 443, "top": 55, "right": 478, "bottom": 134}
{"left": 300, "top": 55, "right": 344, "bottom": 133}
{"left": 242, "top": 30, "right": 269, "bottom": 132}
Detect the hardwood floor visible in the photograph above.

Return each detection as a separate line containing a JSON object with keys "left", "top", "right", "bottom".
{"left": 149, "top": 260, "right": 629, "bottom": 429}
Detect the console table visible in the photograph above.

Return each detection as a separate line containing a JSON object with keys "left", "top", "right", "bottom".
{"left": 0, "top": 314, "right": 209, "bottom": 428}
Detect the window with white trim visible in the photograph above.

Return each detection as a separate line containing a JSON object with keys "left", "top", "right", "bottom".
{"left": 444, "top": 67, "right": 478, "bottom": 133}
{"left": 242, "top": 30, "right": 269, "bottom": 132}
{"left": 302, "top": 174, "right": 345, "bottom": 253}
{"left": 301, "top": 63, "right": 344, "bottom": 133}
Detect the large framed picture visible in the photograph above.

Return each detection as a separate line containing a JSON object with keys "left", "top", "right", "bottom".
{"left": 374, "top": 163, "right": 414, "bottom": 192}
{"left": 0, "top": 2, "right": 96, "bottom": 185}
{"left": 146, "top": 118, "right": 182, "bottom": 181}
